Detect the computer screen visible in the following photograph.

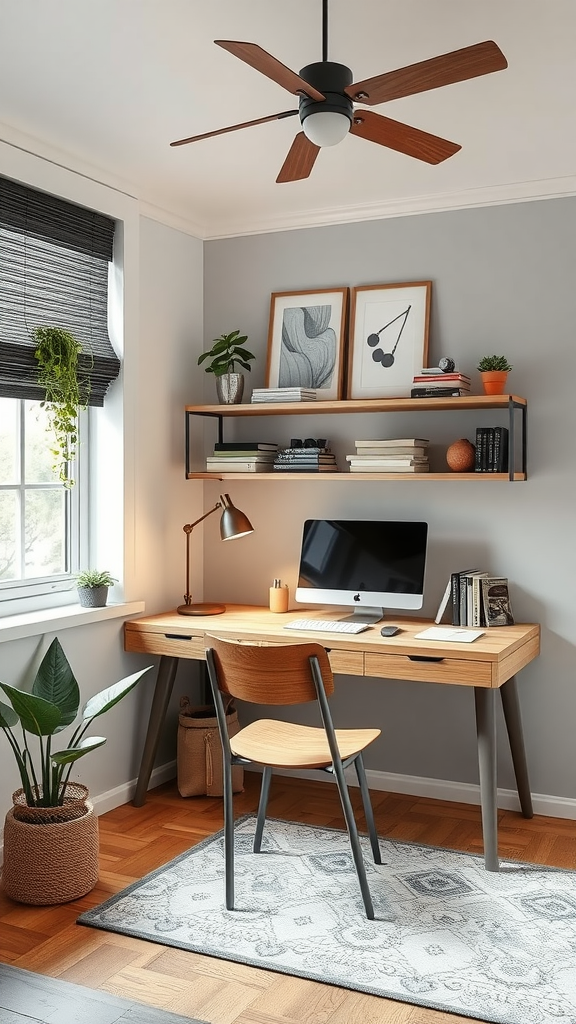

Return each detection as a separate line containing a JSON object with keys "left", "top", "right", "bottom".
{"left": 295, "top": 519, "right": 428, "bottom": 623}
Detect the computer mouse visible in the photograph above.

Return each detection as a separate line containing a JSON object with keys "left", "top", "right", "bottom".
{"left": 380, "top": 625, "right": 401, "bottom": 637}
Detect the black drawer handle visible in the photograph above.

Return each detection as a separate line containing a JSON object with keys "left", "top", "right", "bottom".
{"left": 408, "top": 655, "right": 445, "bottom": 662}
{"left": 164, "top": 633, "right": 193, "bottom": 640}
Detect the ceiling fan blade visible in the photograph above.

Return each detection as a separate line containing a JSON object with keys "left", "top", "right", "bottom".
{"left": 350, "top": 110, "right": 460, "bottom": 164}
{"left": 170, "top": 110, "right": 298, "bottom": 147}
{"left": 346, "top": 40, "right": 507, "bottom": 105}
{"left": 215, "top": 40, "right": 325, "bottom": 101}
{"left": 276, "top": 133, "right": 320, "bottom": 183}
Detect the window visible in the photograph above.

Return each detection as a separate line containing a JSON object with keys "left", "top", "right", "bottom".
{"left": 0, "top": 175, "right": 118, "bottom": 610}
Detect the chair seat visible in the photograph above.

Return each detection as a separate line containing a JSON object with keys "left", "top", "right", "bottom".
{"left": 231, "top": 719, "right": 381, "bottom": 769}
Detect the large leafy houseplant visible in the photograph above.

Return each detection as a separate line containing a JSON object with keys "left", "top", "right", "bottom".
{"left": 0, "top": 637, "right": 150, "bottom": 808}
{"left": 32, "top": 325, "right": 90, "bottom": 487}
{"left": 198, "top": 330, "right": 255, "bottom": 377}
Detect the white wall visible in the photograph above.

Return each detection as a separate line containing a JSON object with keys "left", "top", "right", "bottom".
{"left": 0, "top": 140, "right": 205, "bottom": 819}
{"left": 203, "top": 198, "right": 576, "bottom": 808}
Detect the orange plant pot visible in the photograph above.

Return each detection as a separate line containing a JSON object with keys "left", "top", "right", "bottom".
{"left": 481, "top": 371, "right": 508, "bottom": 395}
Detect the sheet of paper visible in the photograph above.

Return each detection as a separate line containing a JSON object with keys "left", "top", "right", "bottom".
{"left": 414, "top": 626, "right": 485, "bottom": 643}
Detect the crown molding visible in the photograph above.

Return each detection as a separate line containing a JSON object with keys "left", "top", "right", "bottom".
{"left": 138, "top": 200, "right": 205, "bottom": 240}
{"left": 203, "top": 174, "right": 576, "bottom": 240}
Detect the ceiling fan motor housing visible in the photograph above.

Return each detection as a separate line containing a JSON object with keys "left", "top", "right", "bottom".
{"left": 298, "top": 61, "right": 353, "bottom": 130}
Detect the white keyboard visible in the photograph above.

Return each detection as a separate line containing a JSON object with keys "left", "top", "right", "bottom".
{"left": 284, "top": 618, "right": 370, "bottom": 634}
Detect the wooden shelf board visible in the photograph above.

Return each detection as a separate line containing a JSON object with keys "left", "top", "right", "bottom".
{"left": 188, "top": 471, "right": 526, "bottom": 482}
{"left": 186, "top": 395, "right": 526, "bottom": 417}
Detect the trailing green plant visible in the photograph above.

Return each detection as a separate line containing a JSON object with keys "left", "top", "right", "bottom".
{"left": 198, "top": 330, "right": 255, "bottom": 377}
{"left": 32, "top": 325, "right": 90, "bottom": 487}
{"left": 0, "top": 637, "right": 150, "bottom": 808}
{"left": 76, "top": 569, "right": 117, "bottom": 589}
{"left": 477, "top": 355, "right": 512, "bottom": 372}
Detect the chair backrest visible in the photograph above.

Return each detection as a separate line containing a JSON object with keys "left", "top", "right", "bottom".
{"left": 206, "top": 636, "right": 334, "bottom": 705}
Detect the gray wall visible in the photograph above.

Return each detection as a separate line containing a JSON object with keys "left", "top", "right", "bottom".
{"left": 202, "top": 198, "right": 576, "bottom": 803}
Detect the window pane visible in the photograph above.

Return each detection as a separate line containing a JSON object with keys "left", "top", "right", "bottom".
{"left": 0, "top": 397, "right": 18, "bottom": 484}
{"left": 24, "top": 489, "right": 66, "bottom": 578}
{"left": 0, "top": 489, "right": 18, "bottom": 580}
{"left": 25, "top": 400, "right": 57, "bottom": 482}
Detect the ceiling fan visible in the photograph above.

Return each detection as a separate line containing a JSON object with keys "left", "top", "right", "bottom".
{"left": 170, "top": 0, "right": 507, "bottom": 183}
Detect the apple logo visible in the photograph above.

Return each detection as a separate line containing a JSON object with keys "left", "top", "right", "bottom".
{"left": 353, "top": 593, "right": 361, "bottom": 602}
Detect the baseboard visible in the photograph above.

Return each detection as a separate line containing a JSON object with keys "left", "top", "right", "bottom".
{"left": 246, "top": 765, "right": 576, "bottom": 821}
{"left": 2, "top": 760, "right": 574, "bottom": 867}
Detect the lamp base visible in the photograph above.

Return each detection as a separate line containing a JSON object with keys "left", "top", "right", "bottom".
{"left": 177, "top": 602, "right": 226, "bottom": 616}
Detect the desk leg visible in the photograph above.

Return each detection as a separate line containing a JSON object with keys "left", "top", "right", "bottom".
{"left": 500, "top": 675, "right": 533, "bottom": 818}
{"left": 133, "top": 656, "right": 179, "bottom": 807}
{"left": 474, "top": 687, "right": 499, "bottom": 872}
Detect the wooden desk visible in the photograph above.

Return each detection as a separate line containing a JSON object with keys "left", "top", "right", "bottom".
{"left": 125, "top": 606, "right": 540, "bottom": 871}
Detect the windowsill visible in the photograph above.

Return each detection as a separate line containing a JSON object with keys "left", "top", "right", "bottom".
{"left": 0, "top": 601, "right": 145, "bottom": 643}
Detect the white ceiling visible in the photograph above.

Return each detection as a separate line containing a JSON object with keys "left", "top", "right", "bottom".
{"left": 1, "top": 0, "right": 575, "bottom": 238}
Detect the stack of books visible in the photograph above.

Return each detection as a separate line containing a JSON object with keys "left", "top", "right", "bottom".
{"left": 273, "top": 445, "right": 338, "bottom": 472}
{"left": 411, "top": 370, "right": 471, "bottom": 398}
{"left": 435, "top": 569, "right": 515, "bottom": 627}
{"left": 251, "top": 387, "right": 317, "bottom": 403}
{"left": 205, "top": 441, "right": 277, "bottom": 473}
{"left": 475, "top": 427, "right": 509, "bottom": 472}
{"left": 345, "top": 438, "right": 430, "bottom": 473}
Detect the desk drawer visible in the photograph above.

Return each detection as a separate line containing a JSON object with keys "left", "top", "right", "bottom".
{"left": 328, "top": 650, "right": 364, "bottom": 676}
{"left": 365, "top": 653, "right": 492, "bottom": 687}
{"left": 125, "top": 630, "right": 205, "bottom": 660}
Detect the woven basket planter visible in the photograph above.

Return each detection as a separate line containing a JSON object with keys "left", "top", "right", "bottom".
{"left": 2, "top": 784, "right": 99, "bottom": 905}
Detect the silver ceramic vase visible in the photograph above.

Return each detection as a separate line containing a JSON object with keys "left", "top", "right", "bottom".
{"left": 216, "top": 373, "right": 244, "bottom": 404}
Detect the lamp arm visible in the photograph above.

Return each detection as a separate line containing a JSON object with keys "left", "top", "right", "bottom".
{"left": 182, "top": 501, "right": 222, "bottom": 534}
{"left": 181, "top": 502, "right": 222, "bottom": 607}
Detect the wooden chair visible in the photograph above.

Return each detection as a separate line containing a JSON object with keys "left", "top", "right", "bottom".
{"left": 206, "top": 635, "right": 382, "bottom": 919}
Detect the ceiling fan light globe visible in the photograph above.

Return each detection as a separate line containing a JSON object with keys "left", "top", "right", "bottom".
{"left": 302, "top": 111, "right": 350, "bottom": 147}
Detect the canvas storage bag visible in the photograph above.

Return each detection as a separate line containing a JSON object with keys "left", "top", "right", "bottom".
{"left": 177, "top": 697, "right": 244, "bottom": 797}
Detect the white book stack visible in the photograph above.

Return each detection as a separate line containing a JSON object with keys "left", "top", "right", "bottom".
{"left": 346, "top": 438, "right": 430, "bottom": 473}
{"left": 251, "top": 387, "right": 317, "bottom": 403}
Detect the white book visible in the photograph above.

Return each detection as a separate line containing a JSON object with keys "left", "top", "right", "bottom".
{"left": 346, "top": 457, "right": 428, "bottom": 466}
{"left": 414, "top": 626, "right": 484, "bottom": 643}
{"left": 434, "top": 577, "right": 453, "bottom": 624}
{"left": 207, "top": 454, "right": 275, "bottom": 463}
{"left": 205, "top": 461, "right": 272, "bottom": 473}
{"left": 354, "top": 446, "right": 428, "bottom": 457}
{"left": 354, "top": 438, "right": 429, "bottom": 447}
{"left": 348, "top": 464, "right": 429, "bottom": 473}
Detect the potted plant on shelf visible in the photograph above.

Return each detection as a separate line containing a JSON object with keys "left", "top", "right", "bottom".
{"left": 76, "top": 569, "right": 117, "bottom": 608}
{"left": 477, "top": 355, "right": 512, "bottom": 395}
{"left": 0, "top": 637, "right": 150, "bottom": 904}
{"left": 198, "top": 329, "right": 255, "bottom": 404}
{"left": 32, "top": 325, "right": 90, "bottom": 487}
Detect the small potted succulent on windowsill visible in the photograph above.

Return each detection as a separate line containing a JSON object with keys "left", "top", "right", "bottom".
{"left": 198, "top": 329, "right": 255, "bottom": 404}
{"left": 76, "top": 569, "right": 117, "bottom": 608}
{"left": 477, "top": 355, "right": 512, "bottom": 395}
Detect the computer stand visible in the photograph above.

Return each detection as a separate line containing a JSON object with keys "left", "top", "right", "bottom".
{"left": 342, "top": 606, "right": 384, "bottom": 624}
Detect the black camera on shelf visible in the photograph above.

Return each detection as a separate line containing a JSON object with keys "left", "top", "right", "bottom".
{"left": 290, "top": 438, "right": 327, "bottom": 448}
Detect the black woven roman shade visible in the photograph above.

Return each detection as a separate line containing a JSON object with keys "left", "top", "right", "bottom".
{"left": 0, "top": 175, "right": 120, "bottom": 406}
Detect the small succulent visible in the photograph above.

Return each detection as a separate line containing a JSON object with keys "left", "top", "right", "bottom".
{"left": 198, "top": 330, "right": 255, "bottom": 377}
{"left": 76, "top": 569, "right": 117, "bottom": 589}
{"left": 477, "top": 355, "right": 512, "bottom": 372}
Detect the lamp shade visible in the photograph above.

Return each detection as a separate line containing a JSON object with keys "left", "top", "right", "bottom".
{"left": 302, "top": 110, "right": 350, "bottom": 147}
{"left": 219, "top": 493, "right": 254, "bottom": 540}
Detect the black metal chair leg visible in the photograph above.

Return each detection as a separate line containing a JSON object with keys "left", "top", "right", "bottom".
{"left": 254, "top": 766, "right": 272, "bottom": 853}
{"left": 332, "top": 759, "right": 375, "bottom": 920}
{"left": 223, "top": 759, "right": 235, "bottom": 910}
{"left": 354, "top": 754, "right": 381, "bottom": 864}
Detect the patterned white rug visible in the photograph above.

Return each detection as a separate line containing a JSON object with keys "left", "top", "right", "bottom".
{"left": 79, "top": 816, "right": 576, "bottom": 1024}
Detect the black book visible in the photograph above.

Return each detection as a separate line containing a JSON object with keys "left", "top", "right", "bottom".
{"left": 481, "top": 577, "right": 515, "bottom": 626}
{"left": 475, "top": 428, "right": 484, "bottom": 472}
{"left": 411, "top": 387, "right": 465, "bottom": 398}
{"left": 493, "top": 426, "right": 509, "bottom": 472}
{"left": 450, "top": 567, "right": 480, "bottom": 625}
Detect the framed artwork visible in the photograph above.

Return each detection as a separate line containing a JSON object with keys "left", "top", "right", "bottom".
{"left": 347, "top": 281, "right": 431, "bottom": 399}
{"left": 266, "top": 287, "right": 348, "bottom": 400}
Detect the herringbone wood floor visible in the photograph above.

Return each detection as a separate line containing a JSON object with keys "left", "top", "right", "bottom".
{"left": 1, "top": 774, "right": 575, "bottom": 1024}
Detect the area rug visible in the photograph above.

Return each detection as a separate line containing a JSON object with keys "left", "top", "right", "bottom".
{"left": 78, "top": 815, "right": 576, "bottom": 1024}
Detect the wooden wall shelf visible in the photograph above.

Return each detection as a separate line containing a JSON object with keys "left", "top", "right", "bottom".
{"left": 185, "top": 395, "right": 527, "bottom": 482}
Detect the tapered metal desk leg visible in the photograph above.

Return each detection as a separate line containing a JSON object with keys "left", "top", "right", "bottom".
{"left": 133, "top": 655, "right": 178, "bottom": 807}
{"left": 474, "top": 687, "right": 499, "bottom": 871}
{"left": 500, "top": 675, "right": 533, "bottom": 818}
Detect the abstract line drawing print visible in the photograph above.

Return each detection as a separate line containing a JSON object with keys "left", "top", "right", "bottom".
{"left": 367, "top": 305, "right": 411, "bottom": 369}
{"left": 279, "top": 305, "right": 336, "bottom": 389}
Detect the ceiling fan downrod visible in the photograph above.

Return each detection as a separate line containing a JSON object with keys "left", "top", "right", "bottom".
{"left": 322, "top": 0, "right": 328, "bottom": 62}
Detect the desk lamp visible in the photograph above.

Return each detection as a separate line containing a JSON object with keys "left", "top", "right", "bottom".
{"left": 177, "top": 493, "right": 253, "bottom": 616}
